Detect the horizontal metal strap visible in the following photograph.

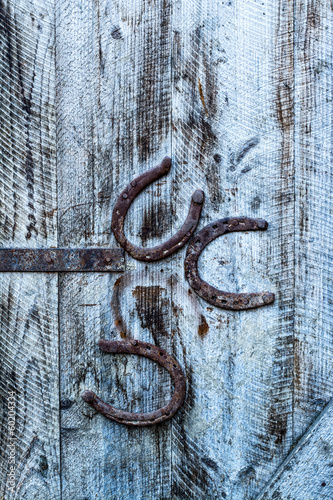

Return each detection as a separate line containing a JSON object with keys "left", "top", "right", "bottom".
{"left": 0, "top": 248, "right": 125, "bottom": 272}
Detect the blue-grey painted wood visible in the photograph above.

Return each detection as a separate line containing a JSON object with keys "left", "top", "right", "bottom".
{"left": 293, "top": 0, "right": 333, "bottom": 442}
{"left": 56, "top": 0, "right": 173, "bottom": 498}
{"left": 257, "top": 398, "right": 333, "bottom": 499}
{"left": 171, "top": 0, "right": 294, "bottom": 497}
{"left": 0, "top": 0, "right": 60, "bottom": 498}
{"left": 1, "top": 0, "right": 333, "bottom": 498}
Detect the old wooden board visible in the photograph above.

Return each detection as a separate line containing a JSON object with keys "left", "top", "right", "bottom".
{"left": 1, "top": 0, "right": 333, "bottom": 499}
{"left": 56, "top": 0, "right": 173, "bottom": 498}
{"left": 0, "top": 0, "right": 60, "bottom": 498}
{"left": 171, "top": 0, "right": 295, "bottom": 498}
{"left": 293, "top": 0, "right": 333, "bottom": 443}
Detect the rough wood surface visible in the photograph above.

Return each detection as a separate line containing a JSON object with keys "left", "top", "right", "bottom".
{"left": 1, "top": 0, "right": 333, "bottom": 498}
{"left": 171, "top": 0, "right": 294, "bottom": 497}
{"left": 0, "top": 0, "right": 59, "bottom": 498}
{"left": 56, "top": 0, "right": 173, "bottom": 498}
{"left": 293, "top": 0, "right": 333, "bottom": 442}
{"left": 257, "top": 398, "right": 333, "bottom": 499}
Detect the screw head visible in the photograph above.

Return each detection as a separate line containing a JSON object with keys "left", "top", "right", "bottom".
{"left": 192, "top": 190, "right": 204, "bottom": 204}
{"left": 122, "top": 193, "right": 128, "bottom": 199}
{"left": 263, "top": 293, "right": 274, "bottom": 304}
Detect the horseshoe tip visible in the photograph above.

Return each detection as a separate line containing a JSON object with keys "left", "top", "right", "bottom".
{"left": 81, "top": 390, "right": 96, "bottom": 403}
{"left": 161, "top": 156, "right": 172, "bottom": 172}
{"left": 192, "top": 189, "right": 205, "bottom": 205}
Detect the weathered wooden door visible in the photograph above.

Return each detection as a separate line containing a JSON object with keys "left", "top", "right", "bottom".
{"left": 1, "top": 0, "right": 333, "bottom": 498}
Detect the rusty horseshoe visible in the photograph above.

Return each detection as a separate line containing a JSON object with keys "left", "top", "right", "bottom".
{"left": 111, "top": 157, "right": 204, "bottom": 261}
{"left": 81, "top": 339, "right": 186, "bottom": 426}
{"left": 185, "top": 217, "right": 275, "bottom": 310}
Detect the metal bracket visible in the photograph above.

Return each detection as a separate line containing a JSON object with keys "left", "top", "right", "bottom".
{"left": 0, "top": 248, "right": 124, "bottom": 272}
{"left": 185, "top": 217, "right": 275, "bottom": 310}
{"left": 81, "top": 339, "right": 187, "bottom": 426}
{"left": 111, "top": 157, "right": 205, "bottom": 261}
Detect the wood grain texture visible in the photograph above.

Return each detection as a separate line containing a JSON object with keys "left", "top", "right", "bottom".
{"left": 171, "top": 0, "right": 294, "bottom": 498}
{"left": 257, "top": 398, "right": 333, "bottom": 499}
{"left": 1, "top": 0, "right": 332, "bottom": 497}
{"left": 0, "top": 0, "right": 59, "bottom": 498}
{"left": 56, "top": 0, "right": 173, "bottom": 497}
{"left": 293, "top": 0, "right": 333, "bottom": 442}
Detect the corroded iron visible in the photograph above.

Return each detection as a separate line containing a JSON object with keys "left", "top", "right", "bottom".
{"left": 0, "top": 248, "right": 124, "bottom": 272}
{"left": 185, "top": 217, "right": 275, "bottom": 310}
{"left": 111, "top": 157, "right": 204, "bottom": 261}
{"left": 81, "top": 339, "right": 186, "bottom": 426}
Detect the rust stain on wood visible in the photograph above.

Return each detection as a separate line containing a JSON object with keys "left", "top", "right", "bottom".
{"left": 198, "top": 77, "right": 209, "bottom": 116}
{"left": 132, "top": 285, "right": 169, "bottom": 340}
{"left": 198, "top": 314, "right": 209, "bottom": 337}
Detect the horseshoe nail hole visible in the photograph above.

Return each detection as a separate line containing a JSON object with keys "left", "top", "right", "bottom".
{"left": 146, "top": 345, "right": 151, "bottom": 350}
{"left": 195, "top": 239, "right": 201, "bottom": 245}
{"left": 213, "top": 225, "right": 218, "bottom": 230}
{"left": 165, "top": 411, "right": 170, "bottom": 415}
{"left": 211, "top": 295, "right": 217, "bottom": 300}
{"left": 173, "top": 364, "right": 177, "bottom": 368}
{"left": 159, "top": 351, "right": 164, "bottom": 356}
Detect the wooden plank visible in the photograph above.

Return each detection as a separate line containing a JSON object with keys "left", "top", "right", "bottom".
{"left": 257, "top": 398, "right": 333, "bottom": 499}
{"left": 171, "top": 0, "right": 295, "bottom": 497}
{"left": 56, "top": 0, "right": 173, "bottom": 497}
{"left": 0, "top": 0, "right": 59, "bottom": 498}
{"left": 293, "top": 0, "right": 333, "bottom": 441}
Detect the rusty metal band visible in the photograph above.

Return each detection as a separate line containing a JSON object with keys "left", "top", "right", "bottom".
{"left": 185, "top": 217, "right": 275, "bottom": 310}
{"left": 0, "top": 248, "right": 124, "bottom": 272}
{"left": 81, "top": 339, "right": 186, "bottom": 426}
{"left": 111, "top": 156, "right": 204, "bottom": 262}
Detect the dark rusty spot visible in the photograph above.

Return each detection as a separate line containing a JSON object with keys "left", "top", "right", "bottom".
{"left": 198, "top": 315, "right": 209, "bottom": 337}
{"left": 81, "top": 339, "right": 186, "bottom": 426}
{"left": 267, "top": 405, "right": 288, "bottom": 445}
{"left": 184, "top": 217, "right": 275, "bottom": 310}
{"left": 139, "top": 200, "right": 170, "bottom": 244}
{"left": 133, "top": 285, "right": 169, "bottom": 339}
{"left": 111, "top": 157, "right": 204, "bottom": 261}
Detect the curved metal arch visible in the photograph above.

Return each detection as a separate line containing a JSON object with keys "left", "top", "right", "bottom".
{"left": 81, "top": 339, "right": 186, "bottom": 426}
{"left": 111, "top": 157, "right": 204, "bottom": 262}
{"left": 184, "top": 217, "right": 275, "bottom": 310}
